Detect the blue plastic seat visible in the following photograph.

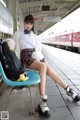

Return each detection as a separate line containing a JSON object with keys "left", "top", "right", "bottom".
{"left": 0, "top": 62, "right": 40, "bottom": 115}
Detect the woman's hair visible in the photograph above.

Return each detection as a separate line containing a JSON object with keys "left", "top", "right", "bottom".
{"left": 24, "top": 14, "right": 34, "bottom": 31}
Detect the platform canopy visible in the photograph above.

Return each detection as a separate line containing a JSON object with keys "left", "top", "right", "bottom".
{"left": 18, "top": 0, "right": 80, "bottom": 34}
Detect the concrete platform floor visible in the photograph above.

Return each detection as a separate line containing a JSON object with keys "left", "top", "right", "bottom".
{"left": 0, "top": 45, "right": 80, "bottom": 120}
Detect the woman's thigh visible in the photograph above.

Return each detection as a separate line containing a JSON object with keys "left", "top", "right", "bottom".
{"left": 29, "top": 60, "right": 46, "bottom": 71}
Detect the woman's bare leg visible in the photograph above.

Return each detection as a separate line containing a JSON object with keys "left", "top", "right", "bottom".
{"left": 29, "top": 60, "right": 67, "bottom": 93}
{"left": 45, "top": 62, "right": 80, "bottom": 102}
{"left": 46, "top": 63, "right": 68, "bottom": 89}
{"left": 29, "top": 61, "right": 50, "bottom": 117}
{"left": 46, "top": 63, "right": 67, "bottom": 89}
{"left": 29, "top": 60, "right": 47, "bottom": 96}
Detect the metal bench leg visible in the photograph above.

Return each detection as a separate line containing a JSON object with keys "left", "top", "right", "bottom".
{"left": 10, "top": 86, "right": 39, "bottom": 116}
{"left": 28, "top": 86, "right": 38, "bottom": 116}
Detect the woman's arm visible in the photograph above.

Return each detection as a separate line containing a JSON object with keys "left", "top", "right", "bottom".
{"left": 34, "top": 35, "right": 46, "bottom": 62}
{"left": 35, "top": 35, "right": 42, "bottom": 52}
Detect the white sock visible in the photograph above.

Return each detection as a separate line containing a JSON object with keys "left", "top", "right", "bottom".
{"left": 41, "top": 95, "right": 47, "bottom": 100}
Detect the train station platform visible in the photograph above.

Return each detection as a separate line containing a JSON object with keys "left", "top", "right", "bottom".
{"left": 0, "top": 45, "right": 80, "bottom": 120}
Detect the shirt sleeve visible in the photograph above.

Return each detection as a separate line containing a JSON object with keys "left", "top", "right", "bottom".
{"left": 35, "top": 34, "right": 46, "bottom": 62}
{"left": 35, "top": 35, "right": 42, "bottom": 52}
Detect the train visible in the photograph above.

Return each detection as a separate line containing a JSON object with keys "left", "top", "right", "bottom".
{"left": 41, "top": 29, "right": 80, "bottom": 53}
{"left": 39, "top": 8, "right": 80, "bottom": 53}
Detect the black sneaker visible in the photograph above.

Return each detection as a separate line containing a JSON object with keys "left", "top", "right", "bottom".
{"left": 66, "top": 87, "right": 80, "bottom": 102}
{"left": 38, "top": 100, "right": 50, "bottom": 118}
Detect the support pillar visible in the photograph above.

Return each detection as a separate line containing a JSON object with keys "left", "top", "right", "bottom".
{"left": 6, "top": 0, "right": 17, "bottom": 33}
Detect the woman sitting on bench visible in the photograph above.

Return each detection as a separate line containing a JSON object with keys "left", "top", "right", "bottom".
{"left": 14, "top": 14, "right": 80, "bottom": 118}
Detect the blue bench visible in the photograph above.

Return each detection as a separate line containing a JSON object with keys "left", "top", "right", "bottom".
{"left": 0, "top": 62, "right": 40, "bottom": 115}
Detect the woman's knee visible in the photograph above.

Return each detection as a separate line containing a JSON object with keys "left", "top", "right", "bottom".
{"left": 39, "top": 62, "right": 47, "bottom": 70}
{"left": 29, "top": 61, "right": 47, "bottom": 71}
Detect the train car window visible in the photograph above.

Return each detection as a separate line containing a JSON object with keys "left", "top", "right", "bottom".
{"left": 60, "top": 36, "right": 62, "bottom": 40}
{"left": 66, "top": 35, "right": 69, "bottom": 40}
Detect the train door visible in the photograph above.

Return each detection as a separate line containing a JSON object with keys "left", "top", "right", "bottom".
{"left": 72, "top": 32, "right": 79, "bottom": 52}
{"left": 77, "top": 32, "right": 80, "bottom": 53}
{"left": 71, "top": 32, "right": 73, "bottom": 50}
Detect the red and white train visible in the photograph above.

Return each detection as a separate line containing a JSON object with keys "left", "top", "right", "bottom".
{"left": 41, "top": 29, "right": 80, "bottom": 53}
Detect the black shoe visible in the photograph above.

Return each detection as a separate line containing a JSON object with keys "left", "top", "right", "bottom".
{"left": 38, "top": 101, "right": 50, "bottom": 118}
{"left": 66, "top": 87, "right": 80, "bottom": 102}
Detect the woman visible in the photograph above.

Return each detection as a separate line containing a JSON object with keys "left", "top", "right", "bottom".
{"left": 14, "top": 15, "right": 80, "bottom": 117}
